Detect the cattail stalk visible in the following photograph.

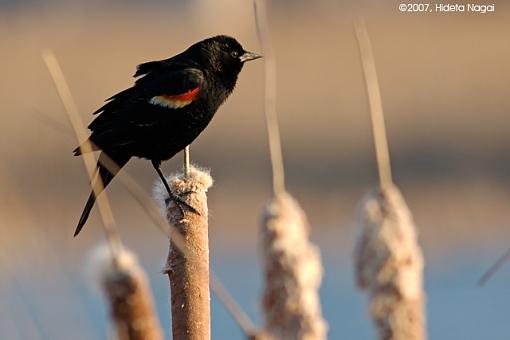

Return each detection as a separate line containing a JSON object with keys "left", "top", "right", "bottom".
{"left": 184, "top": 146, "right": 191, "bottom": 178}
{"left": 92, "top": 245, "right": 163, "bottom": 340}
{"left": 261, "top": 193, "right": 327, "bottom": 340}
{"left": 253, "top": 1, "right": 326, "bottom": 338}
{"left": 354, "top": 20, "right": 393, "bottom": 190}
{"left": 353, "top": 20, "right": 426, "bottom": 340}
{"left": 354, "top": 186, "right": 426, "bottom": 340}
{"left": 254, "top": 0, "right": 286, "bottom": 197}
{"left": 154, "top": 165, "right": 213, "bottom": 340}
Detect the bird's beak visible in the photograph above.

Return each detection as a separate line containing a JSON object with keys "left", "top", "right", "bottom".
{"left": 240, "top": 51, "right": 262, "bottom": 63}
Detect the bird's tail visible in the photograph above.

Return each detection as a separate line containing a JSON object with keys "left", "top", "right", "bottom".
{"left": 74, "top": 152, "right": 129, "bottom": 237}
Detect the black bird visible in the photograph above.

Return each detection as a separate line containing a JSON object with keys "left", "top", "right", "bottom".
{"left": 73, "top": 35, "right": 261, "bottom": 236}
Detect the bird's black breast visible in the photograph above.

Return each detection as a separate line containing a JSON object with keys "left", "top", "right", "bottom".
{"left": 141, "top": 99, "right": 217, "bottom": 162}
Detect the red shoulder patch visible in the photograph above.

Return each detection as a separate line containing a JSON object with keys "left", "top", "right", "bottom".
{"left": 149, "top": 87, "right": 200, "bottom": 109}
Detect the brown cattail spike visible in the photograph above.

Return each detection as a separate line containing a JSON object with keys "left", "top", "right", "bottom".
{"left": 92, "top": 245, "right": 163, "bottom": 340}
{"left": 261, "top": 192, "right": 327, "bottom": 340}
{"left": 154, "top": 165, "right": 213, "bottom": 340}
{"left": 354, "top": 186, "right": 426, "bottom": 340}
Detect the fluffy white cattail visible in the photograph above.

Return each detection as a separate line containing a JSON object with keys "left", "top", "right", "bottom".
{"left": 90, "top": 245, "right": 162, "bottom": 340}
{"left": 154, "top": 165, "right": 213, "bottom": 340}
{"left": 260, "top": 192, "right": 327, "bottom": 340}
{"left": 354, "top": 186, "right": 426, "bottom": 340}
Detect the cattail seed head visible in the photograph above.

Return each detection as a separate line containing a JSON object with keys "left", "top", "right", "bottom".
{"left": 354, "top": 186, "right": 426, "bottom": 340}
{"left": 90, "top": 245, "right": 162, "bottom": 340}
{"left": 261, "top": 192, "right": 327, "bottom": 340}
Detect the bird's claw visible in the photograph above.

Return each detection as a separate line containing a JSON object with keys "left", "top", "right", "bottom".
{"left": 165, "top": 192, "right": 201, "bottom": 216}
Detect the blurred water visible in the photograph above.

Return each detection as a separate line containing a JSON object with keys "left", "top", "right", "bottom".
{"left": 2, "top": 240, "right": 509, "bottom": 340}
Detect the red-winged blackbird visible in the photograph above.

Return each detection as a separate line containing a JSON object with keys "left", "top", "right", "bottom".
{"left": 73, "top": 35, "right": 261, "bottom": 236}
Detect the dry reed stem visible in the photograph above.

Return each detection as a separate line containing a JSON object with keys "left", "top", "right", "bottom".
{"left": 42, "top": 49, "right": 122, "bottom": 256}
{"left": 354, "top": 20, "right": 393, "bottom": 190}
{"left": 261, "top": 193, "right": 327, "bottom": 340}
{"left": 91, "top": 245, "right": 163, "bottom": 340}
{"left": 210, "top": 273, "right": 260, "bottom": 337}
{"left": 354, "top": 186, "right": 426, "bottom": 340}
{"left": 254, "top": 0, "right": 286, "bottom": 197}
{"left": 154, "top": 165, "right": 213, "bottom": 340}
{"left": 478, "top": 247, "right": 510, "bottom": 286}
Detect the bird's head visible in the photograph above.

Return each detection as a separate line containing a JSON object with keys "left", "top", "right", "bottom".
{"left": 189, "top": 35, "right": 261, "bottom": 87}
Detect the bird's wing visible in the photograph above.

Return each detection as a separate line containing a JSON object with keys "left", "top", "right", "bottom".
{"left": 84, "top": 68, "right": 205, "bottom": 152}
{"left": 89, "top": 68, "right": 205, "bottom": 127}
{"left": 140, "top": 68, "right": 204, "bottom": 110}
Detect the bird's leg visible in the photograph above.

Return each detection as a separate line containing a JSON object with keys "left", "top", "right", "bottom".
{"left": 152, "top": 161, "right": 200, "bottom": 215}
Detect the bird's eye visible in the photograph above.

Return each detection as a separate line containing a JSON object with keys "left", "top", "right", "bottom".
{"left": 231, "top": 51, "right": 239, "bottom": 58}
